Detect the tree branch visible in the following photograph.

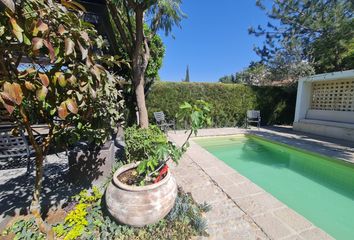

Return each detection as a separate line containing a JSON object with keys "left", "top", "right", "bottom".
{"left": 107, "top": 2, "right": 132, "bottom": 54}
{"left": 123, "top": 0, "right": 135, "bottom": 41}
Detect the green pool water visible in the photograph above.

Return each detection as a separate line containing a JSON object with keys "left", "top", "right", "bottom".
{"left": 195, "top": 135, "right": 354, "bottom": 240}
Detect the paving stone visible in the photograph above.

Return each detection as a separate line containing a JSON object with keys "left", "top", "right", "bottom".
{"left": 281, "top": 235, "right": 305, "bottom": 240}
{"left": 209, "top": 174, "right": 234, "bottom": 189}
{"left": 236, "top": 193, "right": 284, "bottom": 217}
{"left": 208, "top": 217, "right": 268, "bottom": 240}
{"left": 202, "top": 167, "right": 226, "bottom": 177}
{"left": 205, "top": 200, "right": 244, "bottom": 224}
{"left": 274, "top": 207, "right": 313, "bottom": 233}
{"left": 223, "top": 181, "right": 264, "bottom": 200}
{"left": 299, "top": 228, "right": 334, "bottom": 240}
{"left": 224, "top": 172, "right": 248, "bottom": 185}
{"left": 253, "top": 213, "right": 293, "bottom": 239}
{"left": 191, "top": 185, "right": 225, "bottom": 204}
{"left": 213, "top": 163, "right": 236, "bottom": 175}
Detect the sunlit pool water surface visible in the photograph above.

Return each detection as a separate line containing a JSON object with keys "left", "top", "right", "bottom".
{"left": 195, "top": 135, "right": 354, "bottom": 240}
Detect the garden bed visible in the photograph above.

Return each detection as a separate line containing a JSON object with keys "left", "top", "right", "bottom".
{"left": 1, "top": 187, "right": 210, "bottom": 240}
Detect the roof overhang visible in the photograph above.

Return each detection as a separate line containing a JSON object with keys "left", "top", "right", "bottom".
{"left": 298, "top": 69, "right": 354, "bottom": 83}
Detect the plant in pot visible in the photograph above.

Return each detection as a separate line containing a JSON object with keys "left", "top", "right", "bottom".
{"left": 105, "top": 100, "right": 211, "bottom": 227}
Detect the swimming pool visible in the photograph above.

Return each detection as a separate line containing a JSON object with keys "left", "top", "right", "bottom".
{"left": 195, "top": 135, "right": 354, "bottom": 240}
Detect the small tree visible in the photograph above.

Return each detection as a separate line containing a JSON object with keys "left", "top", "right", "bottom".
{"left": 0, "top": 0, "right": 123, "bottom": 235}
{"left": 183, "top": 65, "right": 190, "bottom": 82}
{"left": 108, "top": 0, "right": 185, "bottom": 128}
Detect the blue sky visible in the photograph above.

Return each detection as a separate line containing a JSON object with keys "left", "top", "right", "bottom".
{"left": 158, "top": 0, "right": 270, "bottom": 83}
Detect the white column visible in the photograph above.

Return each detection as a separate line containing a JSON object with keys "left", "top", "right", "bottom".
{"left": 294, "top": 79, "right": 312, "bottom": 122}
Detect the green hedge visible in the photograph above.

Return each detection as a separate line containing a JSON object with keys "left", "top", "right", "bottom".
{"left": 146, "top": 82, "right": 297, "bottom": 128}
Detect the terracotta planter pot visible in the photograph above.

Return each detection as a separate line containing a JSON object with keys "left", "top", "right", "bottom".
{"left": 105, "top": 162, "right": 177, "bottom": 227}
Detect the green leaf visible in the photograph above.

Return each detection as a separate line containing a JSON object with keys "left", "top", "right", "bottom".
{"left": 179, "top": 102, "right": 192, "bottom": 109}
{"left": 66, "top": 98, "right": 78, "bottom": 114}
{"left": 23, "top": 34, "right": 31, "bottom": 45}
{"left": 50, "top": 108, "right": 56, "bottom": 116}
{"left": 9, "top": 17, "right": 23, "bottom": 42}
{"left": 0, "top": 26, "right": 4, "bottom": 36}
{"left": 58, "top": 74, "right": 67, "bottom": 87}
{"left": 137, "top": 161, "right": 147, "bottom": 175}
{"left": 36, "top": 86, "right": 48, "bottom": 101}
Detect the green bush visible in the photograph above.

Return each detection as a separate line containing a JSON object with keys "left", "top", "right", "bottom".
{"left": 147, "top": 82, "right": 296, "bottom": 128}
{"left": 251, "top": 86, "right": 297, "bottom": 125}
{"left": 124, "top": 125, "right": 168, "bottom": 163}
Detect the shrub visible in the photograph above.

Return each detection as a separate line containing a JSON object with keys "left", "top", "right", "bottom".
{"left": 251, "top": 86, "right": 297, "bottom": 125}
{"left": 53, "top": 187, "right": 103, "bottom": 240}
{"left": 124, "top": 125, "right": 167, "bottom": 163}
{"left": 147, "top": 82, "right": 297, "bottom": 128}
{"left": 0, "top": 0, "right": 124, "bottom": 226}
{"left": 2, "top": 188, "right": 210, "bottom": 240}
{"left": 1, "top": 218, "right": 45, "bottom": 240}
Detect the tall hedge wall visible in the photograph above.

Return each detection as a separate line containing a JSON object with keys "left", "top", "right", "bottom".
{"left": 146, "top": 82, "right": 297, "bottom": 128}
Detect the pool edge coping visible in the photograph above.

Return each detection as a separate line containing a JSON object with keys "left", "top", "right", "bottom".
{"left": 194, "top": 133, "right": 354, "bottom": 169}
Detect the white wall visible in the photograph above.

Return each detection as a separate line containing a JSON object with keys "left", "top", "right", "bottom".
{"left": 293, "top": 70, "right": 354, "bottom": 141}
{"left": 294, "top": 70, "right": 354, "bottom": 123}
{"left": 294, "top": 80, "right": 312, "bottom": 122}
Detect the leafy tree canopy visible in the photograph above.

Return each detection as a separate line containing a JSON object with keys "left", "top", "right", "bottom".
{"left": 219, "top": 60, "right": 314, "bottom": 86}
{"left": 219, "top": 62, "right": 269, "bottom": 85}
{"left": 249, "top": 0, "right": 354, "bottom": 74}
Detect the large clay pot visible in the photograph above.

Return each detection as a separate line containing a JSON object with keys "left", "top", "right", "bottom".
{"left": 105, "top": 162, "right": 177, "bottom": 227}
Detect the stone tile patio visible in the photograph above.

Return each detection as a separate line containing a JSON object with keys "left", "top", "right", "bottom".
{"left": 168, "top": 127, "right": 351, "bottom": 239}
{"left": 0, "top": 152, "right": 84, "bottom": 229}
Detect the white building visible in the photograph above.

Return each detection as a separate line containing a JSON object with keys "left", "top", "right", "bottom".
{"left": 293, "top": 70, "right": 354, "bottom": 141}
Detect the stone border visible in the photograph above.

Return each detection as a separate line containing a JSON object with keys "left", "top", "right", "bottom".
{"left": 169, "top": 128, "right": 336, "bottom": 240}
{"left": 249, "top": 127, "right": 354, "bottom": 165}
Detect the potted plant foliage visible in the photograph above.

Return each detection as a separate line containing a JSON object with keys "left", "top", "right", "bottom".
{"left": 105, "top": 100, "right": 211, "bottom": 227}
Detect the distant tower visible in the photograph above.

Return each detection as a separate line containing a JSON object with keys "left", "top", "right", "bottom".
{"left": 183, "top": 65, "right": 190, "bottom": 82}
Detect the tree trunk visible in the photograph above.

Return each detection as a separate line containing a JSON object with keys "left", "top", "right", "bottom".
{"left": 134, "top": 72, "right": 149, "bottom": 128}
{"left": 108, "top": 3, "right": 151, "bottom": 128}
{"left": 19, "top": 106, "right": 53, "bottom": 238}
{"left": 132, "top": 8, "right": 150, "bottom": 129}
{"left": 30, "top": 154, "right": 44, "bottom": 216}
{"left": 31, "top": 153, "right": 53, "bottom": 238}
